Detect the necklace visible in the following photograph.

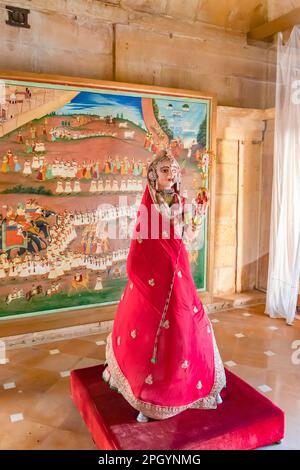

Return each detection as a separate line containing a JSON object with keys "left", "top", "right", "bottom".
{"left": 158, "top": 189, "right": 175, "bottom": 208}
{"left": 159, "top": 188, "right": 175, "bottom": 195}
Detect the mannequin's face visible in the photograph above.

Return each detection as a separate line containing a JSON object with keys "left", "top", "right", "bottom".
{"left": 157, "top": 161, "right": 178, "bottom": 190}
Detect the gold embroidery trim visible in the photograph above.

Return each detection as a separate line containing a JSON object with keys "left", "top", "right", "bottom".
{"left": 103, "top": 329, "right": 226, "bottom": 420}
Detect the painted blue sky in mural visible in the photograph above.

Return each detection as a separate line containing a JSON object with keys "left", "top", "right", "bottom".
{"left": 155, "top": 98, "right": 207, "bottom": 148}
{"left": 56, "top": 92, "right": 146, "bottom": 129}
{"left": 56, "top": 92, "right": 207, "bottom": 148}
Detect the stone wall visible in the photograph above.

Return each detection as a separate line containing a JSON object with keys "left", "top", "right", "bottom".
{"left": 0, "top": 0, "right": 276, "bottom": 108}
{"left": 215, "top": 107, "right": 270, "bottom": 294}
{"left": 267, "top": 0, "right": 300, "bottom": 20}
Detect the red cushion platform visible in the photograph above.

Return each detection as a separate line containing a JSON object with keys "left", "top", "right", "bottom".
{"left": 70, "top": 365, "right": 284, "bottom": 450}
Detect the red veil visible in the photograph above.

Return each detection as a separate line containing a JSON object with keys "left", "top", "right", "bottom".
{"left": 103, "top": 169, "right": 226, "bottom": 420}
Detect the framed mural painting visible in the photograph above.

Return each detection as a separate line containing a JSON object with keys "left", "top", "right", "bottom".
{"left": 0, "top": 70, "right": 216, "bottom": 321}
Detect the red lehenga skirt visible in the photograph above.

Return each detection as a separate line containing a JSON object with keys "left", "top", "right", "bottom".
{"left": 103, "top": 185, "right": 226, "bottom": 419}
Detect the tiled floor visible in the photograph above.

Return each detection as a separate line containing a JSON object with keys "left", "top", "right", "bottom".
{"left": 0, "top": 304, "right": 299, "bottom": 450}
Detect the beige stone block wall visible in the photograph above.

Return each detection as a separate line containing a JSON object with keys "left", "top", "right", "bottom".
{"left": 217, "top": 140, "right": 239, "bottom": 164}
{"left": 214, "top": 246, "right": 237, "bottom": 268}
{"left": 115, "top": 23, "right": 275, "bottom": 108}
{"left": 216, "top": 163, "right": 238, "bottom": 195}
{"left": 0, "top": 0, "right": 276, "bottom": 108}
{"left": 0, "top": 3, "right": 115, "bottom": 78}
{"left": 213, "top": 106, "right": 267, "bottom": 295}
{"left": 267, "top": 0, "right": 300, "bottom": 20}
{"left": 213, "top": 267, "right": 236, "bottom": 295}
{"left": 214, "top": 138, "right": 238, "bottom": 294}
{"left": 215, "top": 194, "right": 237, "bottom": 222}
{"left": 215, "top": 222, "right": 236, "bottom": 246}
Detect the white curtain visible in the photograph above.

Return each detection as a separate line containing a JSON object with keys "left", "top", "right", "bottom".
{"left": 266, "top": 26, "right": 300, "bottom": 325}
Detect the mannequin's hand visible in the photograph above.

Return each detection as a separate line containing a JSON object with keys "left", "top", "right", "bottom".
{"left": 184, "top": 223, "right": 201, "bottom": 242}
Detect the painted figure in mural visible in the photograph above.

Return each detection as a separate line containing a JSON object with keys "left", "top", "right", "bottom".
{"left": 6, "top": 149, "right": 15, "bottom": 170}
{"left": 1, "top": 154, "right": 9, "bottom": 173}
{"left": 26, "top": 284, "right": 43, "bottom": 301}
{"left": 94, "top": 275, "right": 103, "bottom": 291}
{"left": 102, "top": 152, "right": 226, "bottom": 422}
{"left": 17, "top": 130, "right": 23, "bottom": 143}
{"left": 13, "top": 155, "right": 21, "bottom": 173}
{"left": 30, "top": 126, "right": 37, "bottom": 140}
{"left": 0, "top": 201, "right": 56, "bottom": 259}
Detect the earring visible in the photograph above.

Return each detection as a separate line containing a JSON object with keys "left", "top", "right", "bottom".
{"left": 155, "top": 178, "right": 158, "bottom": 190}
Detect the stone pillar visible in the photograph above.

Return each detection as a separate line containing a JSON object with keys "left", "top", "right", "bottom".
{"left": 257, "top": 109, "right": 275, "bottom": 291}
{"left": 214, "top": 107, "right": 267, "bottom": 294}
{"left": 214, "top": 138, "right": 238, "bottom": 295}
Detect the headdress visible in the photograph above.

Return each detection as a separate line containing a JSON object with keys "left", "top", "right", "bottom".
{"left": 147, "top": 153, "right": 181, "bottom": 194}
{"left": 147, "top": 153, "right": 183, "bottom": 225}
